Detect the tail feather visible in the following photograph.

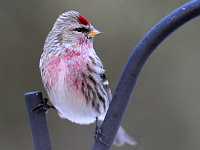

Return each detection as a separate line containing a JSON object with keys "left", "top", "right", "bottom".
{"left": 113, "top": 126, "right": 137, "bottom": 146}
{"left": 97, "top": 120, "right": 137, "bottom": 146}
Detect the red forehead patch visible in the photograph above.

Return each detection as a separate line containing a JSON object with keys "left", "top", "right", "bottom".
{"left": 78, "top": 15, "right": 90, "bottom": 25}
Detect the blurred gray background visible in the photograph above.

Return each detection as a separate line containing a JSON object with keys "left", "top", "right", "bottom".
{"left": 1, "top": 0, "right": 200, "bottom": 150}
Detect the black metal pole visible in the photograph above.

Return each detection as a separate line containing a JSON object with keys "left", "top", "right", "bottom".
{"left": 25, "top": 91, "right": 52, "bottom": 150}
{"left": 92, "top": 0, "right": 200, "bottom": 150}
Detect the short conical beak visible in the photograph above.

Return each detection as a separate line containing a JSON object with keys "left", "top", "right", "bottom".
{"left": 88, "top": 28, "right": 101, "bottom": 38}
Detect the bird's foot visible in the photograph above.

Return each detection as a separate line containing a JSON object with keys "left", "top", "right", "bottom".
{"left": 94, "top": 118, "right": 109, "bottom": 146}
{"left": 32, "top": 98, "right": 55, "bottom": 112}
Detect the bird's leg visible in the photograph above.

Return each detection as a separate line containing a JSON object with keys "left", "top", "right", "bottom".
{"left": 94, "top": 117, "right": 109, "bottom": 146}
{"left": 95, "top": 117, "right": 100, "bottom": 134}
{"left": 32, "top": 98, "right": 55, "bottom": 112}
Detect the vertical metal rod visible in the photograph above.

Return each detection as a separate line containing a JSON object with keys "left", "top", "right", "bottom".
{"left": 25, "top": 91, "right": 52, "bottom": 150}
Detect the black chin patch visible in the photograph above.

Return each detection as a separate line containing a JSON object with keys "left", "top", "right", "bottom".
{"left": 87, "top": 36, "right": 92, "bottom": 39}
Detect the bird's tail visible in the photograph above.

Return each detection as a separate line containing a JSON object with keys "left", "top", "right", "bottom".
{"left": 113, "top": 126, "right": 137, "bottom": 146}
{"left": 97, "top": 120, "right": 137, "bottom": 146}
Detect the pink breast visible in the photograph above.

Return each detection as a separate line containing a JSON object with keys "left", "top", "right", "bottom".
{"left": 64, "top": 53, "right": 86, "bottom": 91}
{"left": 45, "top": 51, "right": 86, "bottom": 91}
{"left": 45, "top": 57, "right": 61, "bottom": 89}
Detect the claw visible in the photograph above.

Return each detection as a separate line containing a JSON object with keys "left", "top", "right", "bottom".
{"left": 32, "top": 98, "right": 55, "bottom": 112}
{"left": 94, "top": 117, "right": 109, "bottom": 146}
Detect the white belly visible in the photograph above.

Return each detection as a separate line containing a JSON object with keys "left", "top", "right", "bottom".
{"left": 47, "top": 66, "right": 106, "bottom": 125}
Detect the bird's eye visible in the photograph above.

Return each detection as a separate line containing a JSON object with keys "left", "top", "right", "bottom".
{"left": 73, "top": 27, "right": 90, "bottom": 33}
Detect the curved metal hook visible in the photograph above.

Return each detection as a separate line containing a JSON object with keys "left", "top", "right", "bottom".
{"left": 92, "top": 0, "right": 200, "bottom": 150}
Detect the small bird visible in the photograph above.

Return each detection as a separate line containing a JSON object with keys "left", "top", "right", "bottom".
{"left": 39, "top": 10, "right": 136, "bottom": 146}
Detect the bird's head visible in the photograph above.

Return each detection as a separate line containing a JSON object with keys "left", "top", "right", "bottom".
{"left": 48, "top": 10, "right": 101, "bottom": 49}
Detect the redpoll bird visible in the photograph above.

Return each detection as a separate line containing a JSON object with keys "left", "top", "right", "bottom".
{"left": 39, "top": 10, "right": 136, "bottom": 146}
